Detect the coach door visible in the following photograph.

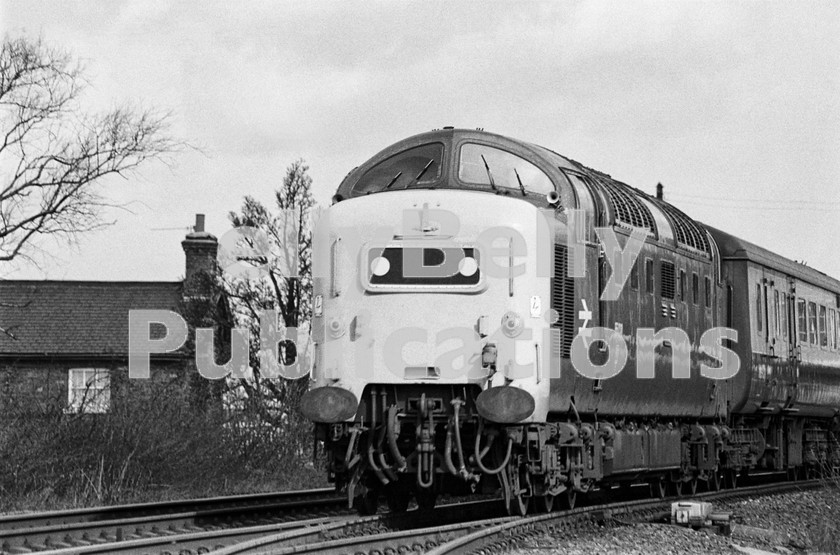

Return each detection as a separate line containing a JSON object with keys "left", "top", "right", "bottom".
{"left": 784, "top": 277, "right": 800, "bottom": 409}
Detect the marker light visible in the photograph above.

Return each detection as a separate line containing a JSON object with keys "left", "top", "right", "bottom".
{"left": 459, "top": 256, "right": 478, "bottom": 276}
{"left": 370, "top": 256, "right": 390, "bottom": 277}
{"left": 501, "top": 311, "right": 524, "bottom": 338}
{"left": 328, "top": 316, "right": 346, "bottom": 338}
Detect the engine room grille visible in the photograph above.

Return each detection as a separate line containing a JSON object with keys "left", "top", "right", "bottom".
{"left": 655, "top": 201, "right": 711, "bottom": 255}
{"left": 592, "top": 176, "right": 656, "bottom": 235}
{"left": 552, "top": 244, "right": 576, "bottom": 358}
{"left": 660, "top": 261, "right": 676, "bottom": 300}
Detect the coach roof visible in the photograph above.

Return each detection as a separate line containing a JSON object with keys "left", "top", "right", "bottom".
{"left": 706, "top": 225, "right": 840, "bottom": 292}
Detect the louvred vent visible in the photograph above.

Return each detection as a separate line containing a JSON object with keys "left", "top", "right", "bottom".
{"left": 552, "top": 244, "right": 576, "bottom": 358}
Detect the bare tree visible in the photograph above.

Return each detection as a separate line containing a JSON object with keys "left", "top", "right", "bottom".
{"left": 226, "top": 159, "right": 315, "bottom": 421}
{"left": 0, "top": 35, "right": 180, "bottom": 264}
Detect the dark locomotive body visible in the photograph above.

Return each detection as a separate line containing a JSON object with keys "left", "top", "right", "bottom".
{"left": 303, "top": 128, "right": 840, "bottom": 514}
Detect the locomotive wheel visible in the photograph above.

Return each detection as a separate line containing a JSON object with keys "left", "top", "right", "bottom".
{"left": 740, "top": 467, "right": 751, "bottom": 486}
{"left": 415, "top": 489, "right": 437, "bottom": 511}
{"left": 670, "top": 479, "right": 683, "bottom": 497}
{"left": 559, "top": 487, "right": 577, "bottom": 510}
{"left": 649, "top": 478, "right": 667, "bottom": 499}
{"left": 538, "top": 493, "right": 555, "bottom": 513}
{"left": 508, "top": 492, "right": 528, "bottom": 516}
{"left": 354, "top": 489, "right": 379, "bottom": 515}
{"left": 688, "top": 478, "right": 699, "bottom": 495}
{"left": 724, "top": 469, "right": 738, "bottom": 489}
{"left": 506, "top": 465, "right": 530, "bottom": 516}
{"left": 385, "top": 484, "right": 411, "bottom": 513}
{"left": 708, "top": 469, "right": 722, "bottom": 491}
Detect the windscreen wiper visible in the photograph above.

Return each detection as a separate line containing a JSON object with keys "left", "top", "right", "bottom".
{"left": 404, "top": 159, "right": 434, "bottom": 189}
{"left": 480, "top": 154, "right": 498, "bottom": 191}
{"left": 514, "top": 168, "right": 526, "bottom": 196}
{"left": 384, "top": 171, "right": 403, "bottom": 189}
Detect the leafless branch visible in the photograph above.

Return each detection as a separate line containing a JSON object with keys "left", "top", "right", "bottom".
{"left": 0, "top": 34, "right": 184, "bottom": 264}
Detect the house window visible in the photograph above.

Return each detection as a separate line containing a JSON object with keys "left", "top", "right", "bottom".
{"left": 68, "top": 368, "right": 110, "bottom": 413}
{"left": 678, "top": 270, "right": 686, "bottom": 301}
{"left": 630, "top": 261, "right": 639, "bottom": 290}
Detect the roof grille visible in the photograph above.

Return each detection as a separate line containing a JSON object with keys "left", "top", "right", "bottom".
{"left": 591, "top": 176, "right": 656, "bottom": 235}
{"left": 656, "top": 201, "right": 711, "bottom": 255}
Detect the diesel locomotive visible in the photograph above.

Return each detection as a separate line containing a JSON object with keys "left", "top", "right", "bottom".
{"left": 300, "top": 128, "right": 840, "bottom": 515}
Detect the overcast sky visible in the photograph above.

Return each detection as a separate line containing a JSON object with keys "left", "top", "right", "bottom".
{"left": 2, "top": 1, "right": 839, "bottom": 282}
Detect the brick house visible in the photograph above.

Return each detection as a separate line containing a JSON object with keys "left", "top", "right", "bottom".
{"left": 0, "top": 215, "right": 228, "bottom": 416}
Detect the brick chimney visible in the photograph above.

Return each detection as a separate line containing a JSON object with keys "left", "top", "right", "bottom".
{"left": 656, "top": 182, "right": 664, "bottom": 200}
{"left": 182, "top": 214, "right": 218, "bottom": 293}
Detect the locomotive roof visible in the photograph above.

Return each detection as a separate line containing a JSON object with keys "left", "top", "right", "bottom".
{"left": 336, "top": 128, "right": 713, "bottom": 257}
{"left": 337, "top": 129, "right": 838, "bottom": 287}
{"left": 705, "top": 225, "right": 840, "bottom": 293}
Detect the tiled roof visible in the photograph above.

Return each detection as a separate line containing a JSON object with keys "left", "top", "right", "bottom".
{"left": 0, "top": 281, "right": 183, "bottom": 356}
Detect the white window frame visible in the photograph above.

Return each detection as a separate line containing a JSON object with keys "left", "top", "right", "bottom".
{"left": 67, "top": 368, "right": 110, "bottom": 414}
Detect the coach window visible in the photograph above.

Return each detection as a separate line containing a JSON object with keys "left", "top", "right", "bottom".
{"left": 458, "top": 143, "right": 554, "bottom": 195}
{"left": 704, "top": 276, "right": 711, "bottom": 308}
{"left": 797, "top": 299, "right": 807, "bottom": 343}
{"left": 807, "top": 301, "right": 818, "bottom": 345}
{"left": 353, "top": 143, "right": 444, "bottom": 194}
{"left": 781, "top": 294, "right": 788, "bottom": 340}
{"left": 836, "top": 310, "right": 840, "bottom": 350}
{"left": 756, "top": 283, "right": 763, "bottom": 333}
{"left": 630, "top": 261, "right": 639, "bottom": 290}
{"left": 829, "top": 308, "right": 836, "bottom": 349}
{"left": 773, "top": 290, "right": 780, "bottom": 337}
{"left": 819, "top": 305, "right": 828, "bottom": 347}
{"left": 645, "top": 258, "right": 654, "bottom": 294}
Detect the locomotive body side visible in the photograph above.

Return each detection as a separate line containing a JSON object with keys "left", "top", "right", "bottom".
{"left": 302, "top": 128, "right": 840, "bottom": 514}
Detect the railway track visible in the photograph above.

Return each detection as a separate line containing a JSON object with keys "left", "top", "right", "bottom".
{"left": 211, "top": 478, "right": 824, "bottom": 555}
{"left": 0, "top": 488, "right": 346, "bottom": 554}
